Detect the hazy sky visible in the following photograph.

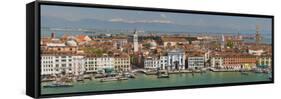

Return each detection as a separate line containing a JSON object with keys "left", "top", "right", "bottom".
{"left": 41, "top": 5, "right": 272, "bottom": 34}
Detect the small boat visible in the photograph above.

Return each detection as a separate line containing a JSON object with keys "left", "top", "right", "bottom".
{"left": 117, "top": 77, "right": 128, "bottom": 81}
{"left": 124, "top": 73, "right": 136, "bottom": 78}
{"left": 240, "top": 72, "right": 249, "bottom": 75}
{"left": 100, "top": 78, "right": 118, "bottom": 82}
{"left": 157, "top": 70, "right": 169, "bottom": 78}
{"left": 158, "top": 74, "right": 169, "bottom": 78}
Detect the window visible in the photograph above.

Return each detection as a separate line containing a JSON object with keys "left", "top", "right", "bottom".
{"left": 61, "top": 64, "right": 66, "bottom": 67}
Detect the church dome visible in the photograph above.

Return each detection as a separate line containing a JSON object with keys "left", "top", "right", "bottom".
{"left": 150, "top": 41, "right": 157, "bottom": 49}
{"left": 66, "top": 40, "right": 77, "bottom": 46}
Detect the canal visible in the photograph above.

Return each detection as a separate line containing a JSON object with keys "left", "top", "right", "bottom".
{"left": 41, "top": 72, "right": 270, "bottom": 95}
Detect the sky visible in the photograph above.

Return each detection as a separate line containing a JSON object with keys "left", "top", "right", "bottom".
{"left": 41, "top": 5, "right": 272, "bottom": 34}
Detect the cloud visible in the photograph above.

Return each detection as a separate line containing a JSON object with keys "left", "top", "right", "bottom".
{"left": 108, "top": 18, "right": 174, "bottom": 24}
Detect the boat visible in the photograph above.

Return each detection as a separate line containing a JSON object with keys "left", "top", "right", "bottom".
{"left": 122, "top": 72, "right": 136, "bottom": 78}
{"left": 100, "top": 77, "right": 128, "bottom": 82}
{"left": 240, "top": 72, "right": 249, "bottom": 75}
{"left": 158, "top": 74, "right": 169, "bottom": 78}
{"left": 157, "top": 70, "right": 169, "bottom": 78}
{"left": 117, "top": 77, "right": 128, "bottom": 81}
{"left": 100, "top": 78, "right": 118, "bottom": 82}
{"left": 254, "top": 69, "right": 263, "bottom": 73}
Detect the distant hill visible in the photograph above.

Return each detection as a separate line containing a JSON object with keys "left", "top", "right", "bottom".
{"left": 41, "top": 16, "right": 267, "bottom": 34}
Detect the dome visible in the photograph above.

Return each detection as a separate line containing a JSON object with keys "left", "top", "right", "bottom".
{"left": 66, "top": 40, "right": 77, "bottom": 46}
{"left": 150, "top": 41, "right": 157, "bottom": 49}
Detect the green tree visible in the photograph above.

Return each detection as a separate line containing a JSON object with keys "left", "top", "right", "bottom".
{"left": 226, "top": 40, "right": 234, "bottom": 48}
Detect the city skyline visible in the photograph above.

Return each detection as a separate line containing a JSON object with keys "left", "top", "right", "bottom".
{"left": 40, "top": 4, "right": 272, "bottom": 95}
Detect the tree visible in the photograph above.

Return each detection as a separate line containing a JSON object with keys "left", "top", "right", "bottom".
{"left": 226, "top": 40, "right": 234, "bottom": 48}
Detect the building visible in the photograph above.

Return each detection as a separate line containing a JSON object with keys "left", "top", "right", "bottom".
{"left": 167, "top": 49, "right": 185, "bottom": 70}
{"left": 223, "top": 56, "right": 256, "bottom": 70}
{"left": 223, "top": 54, "right": 256, "bottom": 70}
{"left": 210, "top": 56, "right": 224, "bottom": 68}
{"left": 248, "top": 49, "right": 264, "bottom": 56}
{"left": 187, "top": 56, "right": 205, "bottom": 69}
{"left": 96, "top": 57, "right": 115, "bottom": 72}
{"left": 113, "top": 38, "right": 128, "bottom": 50}
{"left": 84, "top": 57, "right": 97, "bottom": 74}
{"left": 84, "top": 56, "right": 114, "bottom": 73}
{"left": 159, "top": 56, "right": 168, "bottom": 70}
{"left": 41, "top": 54, "right": 84, "bottom": 76}
{"left": 257, "top": 55, "right": 272, "bottom": 69}
{"left": 85, "top": 55, "right": 131, "bottom": 73}
{"left": 41, "top": 46, "right": 78, "bottom": 54}
{"left": 114, "top": 56, "right": 131, "bottom": 72}
{"left": 210, "top": 52, "right": 257, "bottom": 70}
{"left": 46, "top": 43, "right": 66, "bottom": 47}
{"left": 144, "top": 56, "right": 160, "bottom": 70}
{"left": 144, "top": 55, "right": 168, "bottom": 70}
{"left": 72, "top": 56, "right": 85, "bottom": 76}
{"left": 75, "top": 35, "right": 92, "bottom": 45}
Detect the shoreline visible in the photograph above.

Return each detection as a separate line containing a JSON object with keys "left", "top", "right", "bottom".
{"left": 41, "top": 69, "right": 271, "bottom": 83}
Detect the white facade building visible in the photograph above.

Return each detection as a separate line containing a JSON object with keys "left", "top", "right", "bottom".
{"left": 144, "top": 56, "right": 168, "bottom": 70}
{"left": 144, "top": 57, "right": 159, "bottom": 70}
{"left": 159, "top": 56, "right": 168, "bottom": 70}
{"left": 248, "top": 49, "right": 264, "bottom": 56}
{"left": 85, "top": 56, "right": 132, "bottom": 73}
{"left": 187, "top": 56, "right": 205, "bottom": 69}
{"left": 84, "top": 57, "right": 97, "bottom": 73}
{"left": 41, "top": 55, "right": 84, "bottom": 76}
{"left": 72, "top": 56, "right": 85, "bottom": 76}
{"left": 210, "top": 56, "right": 224, "bottom": 68}
{"left": 257, "top": 56, "right": 272, "bottom": 68}
{"left": 167, "top": 49, "right": 185, "bottom": 70}
{"left": 96, "top": 57, "right": 114, "bottom": 72}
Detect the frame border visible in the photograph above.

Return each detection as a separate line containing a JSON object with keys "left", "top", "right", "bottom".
{"left": 30, "top": 0, "right": 274, "bottom": 98}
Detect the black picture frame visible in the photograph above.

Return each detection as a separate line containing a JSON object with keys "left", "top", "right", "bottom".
{"left": 26, "top": 0, "right": 274, "bottom": 98}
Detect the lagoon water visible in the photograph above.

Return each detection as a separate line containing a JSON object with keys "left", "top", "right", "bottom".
{"left": 41, "top": 72, "right": 270, "bottom": 95}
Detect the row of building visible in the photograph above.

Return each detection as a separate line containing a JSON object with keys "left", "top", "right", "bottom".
{"left": 143, "top": 49, "right": 206, "bottom": 70}
{"left": 210, "top": 53, "right": 272, "bottom": 70}
{"left": 144, "top": 49, "right": 272, "bottom": 71}
{"left": 41, "top": 54, "right": 130, "bottom": 76}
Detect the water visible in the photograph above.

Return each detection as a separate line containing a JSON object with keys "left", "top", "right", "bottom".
{"left": 41, "top": 72, "right": 270, "bottom": 95}
{"left": 41, "top": 28, "right": 272, "bottom": 44}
